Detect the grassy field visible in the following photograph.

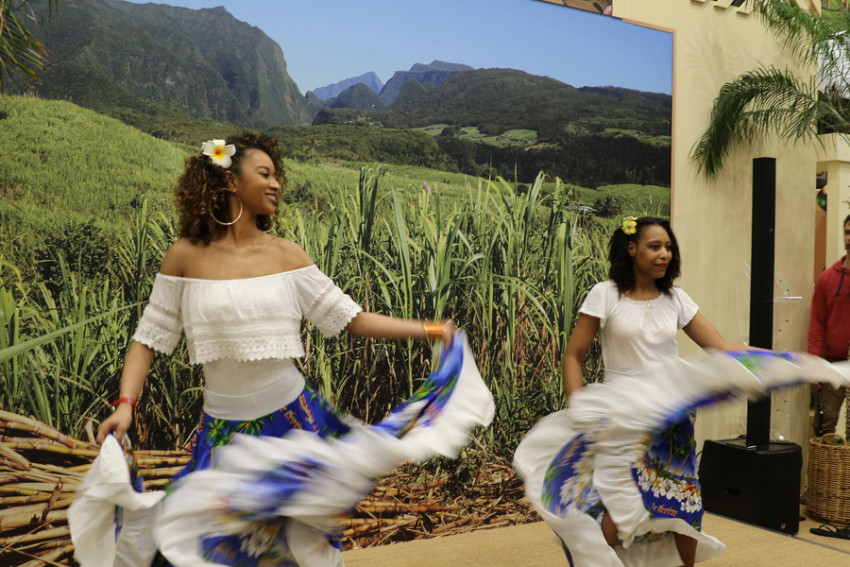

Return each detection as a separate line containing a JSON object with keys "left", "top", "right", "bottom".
{"left": 0, "top": 95, "right": 670, "bottom": 458}
{"left": 414, "top": 124, "right": 539, "bottom": 148}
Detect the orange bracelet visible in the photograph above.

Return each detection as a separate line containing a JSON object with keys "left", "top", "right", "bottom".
{"left": 422, "top": 320, "right": 445, "bottom": 340}
{"left": 111, "top": 397, "right": 137, "bottom": 410}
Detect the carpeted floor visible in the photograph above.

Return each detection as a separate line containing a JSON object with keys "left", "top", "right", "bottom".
{"left": 342, "top": 512, "right": 850, "bottom": 566}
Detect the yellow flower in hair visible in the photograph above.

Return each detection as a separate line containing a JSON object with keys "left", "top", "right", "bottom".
{"left": 201, "top": 139, "right": 236, "bottom": 168}
{"left": 621, "top": 216, "right": 637, "bottom": 235}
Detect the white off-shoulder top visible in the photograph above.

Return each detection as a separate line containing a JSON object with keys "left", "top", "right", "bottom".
{"left": 579, "top": 280, "right": 698, "bottom": 382}
{"left": 134, "top": 264, "right": 362, "bottom": 364}
{"left": 132, "top": 265, "right": 363, "bottom": 420}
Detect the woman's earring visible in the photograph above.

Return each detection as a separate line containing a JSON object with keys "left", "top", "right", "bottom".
{"left": 211, "top": 191, "right": 243, "bottom": 226}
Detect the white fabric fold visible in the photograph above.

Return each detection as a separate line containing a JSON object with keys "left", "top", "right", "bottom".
{"left": 394, "top": 335, "right": 496, "bottom": 461}
{"left": 68, "top": 436, "right": 165, "bottom": 567}
{"left": 155, "top": 333, "right": 495, "bottom": 566}
{"left": 155, "top": 426, "right": 408, "bottom": 566}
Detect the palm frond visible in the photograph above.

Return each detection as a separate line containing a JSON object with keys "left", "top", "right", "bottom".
{"left": 0, "top": 0, "right": 59, "bottom": 92}
{"left": 695, "top": 1, "right": 850, "bottom": 177}
{"left": 757, "top": 0, "right": 850, "bottom": 90}
{"left": 755, "top": 0, "right": 834, "bottom": 63}
{"left": 691, "top": 67, "right": 825, "bottom": 177}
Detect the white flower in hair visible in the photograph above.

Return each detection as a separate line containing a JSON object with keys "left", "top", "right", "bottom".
{"left": 201, "top": 139, "right": 236, "bottom": 168}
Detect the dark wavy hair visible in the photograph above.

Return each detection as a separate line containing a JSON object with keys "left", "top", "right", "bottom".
{"left": 608, "top": 216, "right": 681, "bottom": 295}
{"left": 175, "top": 132, "right": 286, "bottom": 244}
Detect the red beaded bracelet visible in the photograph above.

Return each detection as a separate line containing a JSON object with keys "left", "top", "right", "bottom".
{"left": 111, "top": 397, "right": 137, "bottom": 410}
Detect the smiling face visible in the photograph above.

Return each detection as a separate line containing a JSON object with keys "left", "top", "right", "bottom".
{"left": 629, "top": 224, "right": 672, "bottom": 282}
{"left": 228, "top": 149, "right": 281, "bottom": 217}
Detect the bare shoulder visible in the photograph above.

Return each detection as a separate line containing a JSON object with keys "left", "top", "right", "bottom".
{"left": 158, "top": 238, "right": 198, "bottom": 277}
{"left": 269, "top": 237, "right": 314, "bottom": 271}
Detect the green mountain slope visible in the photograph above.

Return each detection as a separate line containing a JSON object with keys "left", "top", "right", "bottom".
{"left": 0, "top": 96, "right": 185, "bottom": 236}
{"left": 328, "top": 83, "right": 386, "bottom": 111}
{"left": 382, "top": 68, "right": 671, "bottom": 141}
{"left": 21, "top": 0, "right": 311, "bottom": 128}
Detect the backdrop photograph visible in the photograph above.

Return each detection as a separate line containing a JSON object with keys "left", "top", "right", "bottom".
{"left": 0, "top": 0, "right": 673, "bottom": 562}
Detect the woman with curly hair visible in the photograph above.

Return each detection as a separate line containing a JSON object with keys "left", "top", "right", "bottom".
{"left": 515, "top": 216, "right": 756, "bottom": 567}
{"left": 70, "top": 133, "right": 494, "bottom": 567}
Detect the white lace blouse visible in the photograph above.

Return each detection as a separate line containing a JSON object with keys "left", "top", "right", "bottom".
{"left": 132, "top": 265, "right": 363, "bottom": 419}
{"left": 579, "top": 280, "right": 698, "bottom": 382}
{"left": 134, "top": 264, "right": 362, "bottom": 364}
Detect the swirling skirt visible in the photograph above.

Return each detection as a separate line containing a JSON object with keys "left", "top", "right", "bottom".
{"left": 70, "top": 333, "right": 494, "bottom": 567}
{"left": 514, "top": 351, "right": 850, "bottom": 567}
{"left": 154, "top": 383, "right": 350, "bottom": 567}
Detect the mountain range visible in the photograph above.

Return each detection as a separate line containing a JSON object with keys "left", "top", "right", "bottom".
{"left": 16, "top": 0, "right": 670, "bottom": 186}
{"left": 311, "top": 72, "right": 384, "bottom": 101}
{"left": 313, "top": 61, "right": 475, "bottom": 111}
{"left": 21, "top": 1, "right": 668, "bottom": 132}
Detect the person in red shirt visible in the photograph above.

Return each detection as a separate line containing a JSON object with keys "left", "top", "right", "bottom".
{"left": 808, "top": 214, "right": 850, "bottom": 436}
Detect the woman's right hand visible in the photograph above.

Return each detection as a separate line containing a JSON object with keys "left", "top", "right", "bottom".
{"left": 423, "top": 318, "right": 457, "bottom": 344}
{"left": 96, "top": 404, "right": 134, "bottom": 445}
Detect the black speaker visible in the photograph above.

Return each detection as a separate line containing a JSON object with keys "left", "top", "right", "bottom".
{"left": 700, "top": 438, "right": 802, "bottom": 534}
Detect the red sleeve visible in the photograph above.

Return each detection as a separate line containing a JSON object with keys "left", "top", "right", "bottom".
{"left": 808, "top": 276, "right": 828, "bottom": 357}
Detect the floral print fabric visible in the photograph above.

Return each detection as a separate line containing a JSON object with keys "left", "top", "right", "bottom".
{"left": 541, "top": 415, "right": 703, "bottom": 555}
{"left": 174, "top": 382, "right": 348, "bottom": 481}
{"left": 154, "top": 383, "right": 348, "bottom": 567}
{"left": 635, "top": 416, "right": 702, "bottom": 531}
{"left": 515, "top": 350, "right": 850, "bottom": 566}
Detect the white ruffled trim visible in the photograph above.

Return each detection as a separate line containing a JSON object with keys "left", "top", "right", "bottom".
{"left": 191, "top": 335, "right": 306, "bottom": 364}
{"left": 133, "top": 287, "right": 183, "bottom": 356}
{"left": 302, "top": 279, "right": 363, "bottom": 337}
{"left": 133, "top": 266, "right": 365, "bottom": 365}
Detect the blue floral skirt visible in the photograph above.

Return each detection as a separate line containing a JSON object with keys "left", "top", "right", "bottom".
{"left": 153, "top": 382, "right": 350, "bottom": 567}
{"left": 539, "top": 416, "right": 708, "bottom": 567}
{"left": 515, "top": 350, "right": 842, "bottom": 567}
{"left": 174, "top": 382, "right": 349, "bottom": 482}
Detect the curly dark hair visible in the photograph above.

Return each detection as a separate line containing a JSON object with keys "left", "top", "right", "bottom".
{"left": 175, "top": 132, "right": 286, "bottom": 244}
{"left": 608, "top": 216, "right": 681, "bottom": 295}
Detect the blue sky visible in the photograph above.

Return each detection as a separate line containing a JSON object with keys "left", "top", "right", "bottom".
{"left": 121, "top": 0, "right": 672, "bottom": 95}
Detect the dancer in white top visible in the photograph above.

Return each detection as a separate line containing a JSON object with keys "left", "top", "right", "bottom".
{"left": 71, "top": 133, "right": 494, "bottom": 567}
{"left": 517, "top": 216, "right": 754, "bottom": 567}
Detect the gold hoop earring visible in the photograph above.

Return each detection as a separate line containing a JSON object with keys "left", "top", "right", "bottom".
{"left": 211, "top": 192, "right": 243, "bottom": 226}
